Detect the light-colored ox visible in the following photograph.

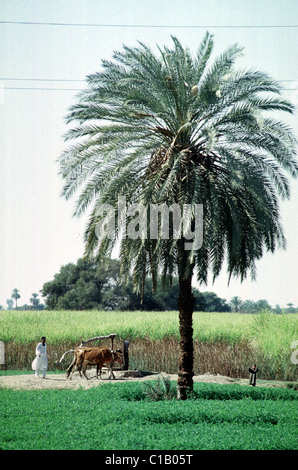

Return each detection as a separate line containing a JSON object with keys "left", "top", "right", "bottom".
{"left": 66, "top": 347, "right": 123, "bottom": 380}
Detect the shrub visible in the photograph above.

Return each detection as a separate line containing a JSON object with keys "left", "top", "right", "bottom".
{"left": 141, "top": 374, "right": 177, "bottom": 401}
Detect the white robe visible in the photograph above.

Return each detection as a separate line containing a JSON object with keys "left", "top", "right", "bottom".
{"left": 32, "top": 343, "right": 48, "bottom": 371}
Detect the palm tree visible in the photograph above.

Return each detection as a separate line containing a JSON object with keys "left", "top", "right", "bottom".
{"left": 30, "top": 293, "right": 40, "bottom": 310}
{"left": 6, "top": 299, "right": 14, "bottom": 310}
{"left": 229, "top": 296, "right": 243, "bottom": 313}
{"left": 241, "top": 299, "right": 258, "bottom": 313}
{"left": 11, "top": 288, "right": 20, "bottom": 310}
{"left": 286, "top": 302, "right": 295, "bottom": 313}
{"left": 59, "top": 33, "right": 297, "bottom": 399}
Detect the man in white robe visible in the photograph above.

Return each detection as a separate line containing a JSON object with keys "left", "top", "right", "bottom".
{"left": 32, "top": 336, "right": 48, "bottom": 378}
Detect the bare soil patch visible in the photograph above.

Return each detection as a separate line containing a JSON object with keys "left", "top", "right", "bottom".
{"left": 0, "top": 369, "right": 287, "bottom": 391}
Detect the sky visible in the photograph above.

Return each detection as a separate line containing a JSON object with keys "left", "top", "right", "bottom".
{"left": 1, "top": 0, "right": 297, "bottom": 309}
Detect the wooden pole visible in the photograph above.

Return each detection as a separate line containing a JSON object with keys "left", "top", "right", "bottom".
{"left": 123, "top": 340, "right": 129, "bottom": 370}
{"left": 110, "top": 334, "right": 117, "bottom": 351}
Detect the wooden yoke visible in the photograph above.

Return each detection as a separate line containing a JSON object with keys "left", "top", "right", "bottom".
{"left": 80, "top": 333, "right": 117, "bottom": 349}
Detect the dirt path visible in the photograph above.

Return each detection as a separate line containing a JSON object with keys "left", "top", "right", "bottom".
{"left": 0, "top": 369, "right": 287, "bottom": 391}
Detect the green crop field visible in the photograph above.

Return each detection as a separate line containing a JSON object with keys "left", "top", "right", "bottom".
{"left": 1, "top": 309, "right": 297, "bottom": 350}
{"left": 1, "top": 310, "right": 253, "bottom": 343}
{"left": 0, "top": 381, "right": 297, "bottom": 450}
{"left": 1, "top": 309, "right": 297, "bottom": 381}
{"left": 1, "top": 311, "right": 297, "bottom": 450}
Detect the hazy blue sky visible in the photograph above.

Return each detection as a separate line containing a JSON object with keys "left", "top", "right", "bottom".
{"left": 1, "top": 0, "right": 297, "bottom": 309}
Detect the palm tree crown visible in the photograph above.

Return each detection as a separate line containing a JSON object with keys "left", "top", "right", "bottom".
{"left": 60, "top": 33, "right": 297, "bottom": 287}
{"left": 59, "top": 33, "right": 297, "bottom": 397}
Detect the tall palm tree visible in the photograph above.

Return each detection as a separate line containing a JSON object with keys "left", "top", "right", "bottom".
{"left": 11, "top": 288, "right": 20, "bottom": 310}
{"left": 59, "top": 33, "right": 297, "bottom": 399}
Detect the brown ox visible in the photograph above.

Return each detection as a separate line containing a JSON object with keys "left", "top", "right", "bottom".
{"left": 66, "top": 347, "right": 123, "bottom": 380}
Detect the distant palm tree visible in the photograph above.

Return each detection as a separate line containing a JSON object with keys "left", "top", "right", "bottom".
{"left": 30, "top": 293, "right": 40, "bottom": 310}
{"left": 229, "top": 296, "right": 243, "bottom": 313}
{"left": 59, "top": 33, "right": 297, "bottom": 398}
{"left": 287, "top": 302, "right": 295, "bottom": 313}
{"left": 11, "top": 288, "right": 20, "bottom": 310}
{"left": 241, "top": 299, "right": 258, "bottom": 313}
{"left": 6, "top": 299, "right": 14, "bottom": 310}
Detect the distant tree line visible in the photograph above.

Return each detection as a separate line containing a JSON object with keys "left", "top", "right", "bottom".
{"left": 41, "top": 258, "right": 231, "bottom": 312}
{"left": 0, "top": 289, "right": 45, "bottom": 311}
{"left": 38, "top": 258, "right": 297, "bottom": 313}
{"left": 1, "top": 259, "right": 296, "bottom": 313}
{"left": 228, "top": 295, "right": 297, "bottom": 314}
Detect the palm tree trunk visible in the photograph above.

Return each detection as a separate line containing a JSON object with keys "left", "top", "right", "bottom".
{"left": 177, "top": 264, "right": 195, "bottom": 400}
